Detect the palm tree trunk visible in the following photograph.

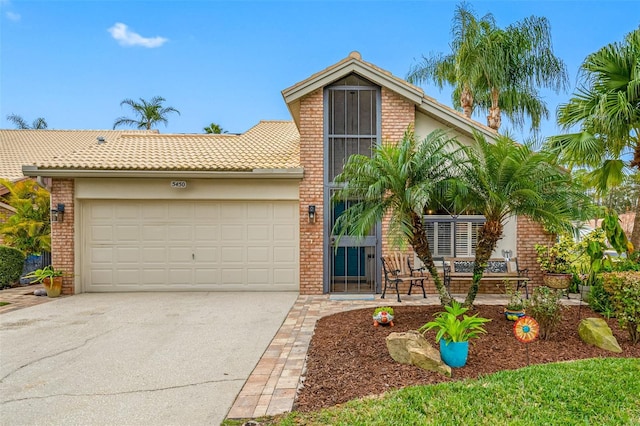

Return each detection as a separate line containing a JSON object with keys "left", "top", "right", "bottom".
{"left": 464, "top": 220, "right": 503, "bottom": 307}
{"left": 631, "top": 189, "right": 640, "bottom": 250}
{"left": 409, "top": 211, "right": 452, "bottom": 306}
{"left": 487, "top": 88, "right": 501, "bottom": 130}
{"left": 461, "top": 84, "right": 474, "bottom": 118}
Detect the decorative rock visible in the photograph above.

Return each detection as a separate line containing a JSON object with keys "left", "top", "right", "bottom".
{"left": 34, "top": 289, "right": 47, "bottom": 296}
{"left": 386, "top": 330, "right": 451, "bottom": 377}
{"left": 578, "top": 318, "right": 622, "bottom": 353}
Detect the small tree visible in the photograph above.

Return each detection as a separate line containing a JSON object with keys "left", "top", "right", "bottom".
{"left": 204, "top": 122, "right": 227, "bottom": 134}
{"left": 0, "top": 179, "right": 51, "bottom": 255}
{"left": 6, "top": 114, "right": 48, "bottom": 129}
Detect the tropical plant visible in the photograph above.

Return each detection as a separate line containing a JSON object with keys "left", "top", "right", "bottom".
{"left": 407, "top": 2, "right": 568, "bottom": 132}
{"left": 503, "top": 280, "right": 525, "bottom": 311}
{"left": 419, "top": 300, "right": 491, "bottom": 343}
{"left": 526, "top": 285, "right": 564, "bottom": 340}
{"left": 449, "top": 133, "right": 592, "bottom": 306}
{"left": 6, "top": 114, "right": 48, "bottom": 129}
{"left": 0, "top": 179, "right": 51, "bottom": 255}
{"left": 535, "top": 234, "right": 579, "bottom": 274}
{"left": 22, "top": 265, "right": 64, "bottom": 284}
{"left": 373, "top": 306, "right": 394, "bottom": 316}
{"left": 548, "top": 27, "right": 640, "bottom": 248}
{"left": 204, "top": 122, "right": 227, "bottom": 134}
{"left": 332, "top": 127, "right": 465, "bottom": 306}
{"left": 113, "top": 96, "right": 180, "bottom": 130}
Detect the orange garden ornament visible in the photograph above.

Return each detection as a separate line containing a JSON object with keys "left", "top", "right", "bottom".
{"left": 513, "top": 316, "right": 539, "bottom": 365}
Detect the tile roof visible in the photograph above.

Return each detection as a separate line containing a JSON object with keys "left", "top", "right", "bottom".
{"left": 0, "top": 129, "right": 158, "bottom": 181}
{"left": 1, "top": 122, "right": 300, "bottom": 178}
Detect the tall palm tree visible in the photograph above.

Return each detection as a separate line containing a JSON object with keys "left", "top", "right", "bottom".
{"left": 451, "top": 133, "right": 592, "bottom": 306}
{"left": 204, "top": 122, "right": 227, "bottom": 134}
{"left": 407, "top": 3, "right": 568, "bottom": 132}
{"left": 332, "top": 128, "right": 466, "bottom": 306}
{"left": 6, "top": 114, "right": 48, "bottom": 129}
{"left": 549, "top": 27, "right": 640, "bottom": 247}
{"left": 113, "top": 96, "right": 180, "bottom": 130}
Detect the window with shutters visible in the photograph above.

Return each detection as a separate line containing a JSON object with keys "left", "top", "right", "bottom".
{"left": 425, "top": 215, "right": 485, "bottom": 257}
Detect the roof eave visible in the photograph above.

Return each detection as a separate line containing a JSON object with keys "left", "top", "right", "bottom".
{"left": 282, "top": 59, "right": 424, "bottom": 107}
{"left": 22, "top": 166, "right": 305, "bottom": 179}
{"left": 417, "top": 100, "right": 497, "bottom": 141}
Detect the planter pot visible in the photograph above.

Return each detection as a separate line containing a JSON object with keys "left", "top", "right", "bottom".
{"left": 43, "top": 277, "right": 63, "bottom": 298}
{"left": 543, "top": 273, "right": 572, "bottom": 290}
{"left": 504, "top": 308, "right": 526, "bottom": 321}
{"left": 372, "top": 311, "right": 394, "bottom": 327}
{"left": 439, "top": 340, "right": 468, "bottom": 368}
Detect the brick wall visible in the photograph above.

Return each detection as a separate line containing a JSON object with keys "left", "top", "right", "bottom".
{"left": 517, "top": 215, "right": 552, "bottom": 292}
{"left": 380, "top": 87, "right": 416, "bottom": 294}
{"left": 51, "top": 179, "right": 75, "bottom": 295}
{"left": 298, "top": 88, "right": 324, "bottom": 295}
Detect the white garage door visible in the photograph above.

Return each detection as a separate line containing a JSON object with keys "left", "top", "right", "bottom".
{"left": 83, "top": 200, "right": 299, "bottom": 292}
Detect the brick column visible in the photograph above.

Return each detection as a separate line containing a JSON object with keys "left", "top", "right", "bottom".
{"left": 517, "top": 215, "right": 552, "bottom": 292}
{"left": 298, "top": 88, "right": 324, "bottom": 294}
{"left": 51, "top": 179, "right": 75, "bottom": 294}
{"left": 380, "top": 87, "right": 416, "bottom": 293}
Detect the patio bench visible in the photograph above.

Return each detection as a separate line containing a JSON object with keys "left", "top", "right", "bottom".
{"left": 441, "top": 257, "right": 529, "bottom": 298}
{"left": 381, "top": 252, "right": 428, "bottom": 302}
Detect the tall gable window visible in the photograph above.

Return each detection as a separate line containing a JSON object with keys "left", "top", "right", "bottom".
{"left": 327, "top": 74, "right": 379, "bottom": 181}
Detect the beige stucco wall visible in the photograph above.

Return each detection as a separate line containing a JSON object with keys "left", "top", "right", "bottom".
{"left": 75, "top": 178, "right": 300, "bottom": 201}
{"left": 415, "top": 111, "right": 476, "bottom": 147}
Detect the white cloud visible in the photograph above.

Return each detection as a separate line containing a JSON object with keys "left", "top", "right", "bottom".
{"left": 5, "top": 11, "right": 20, "bottom": 21}
{"left": 107, "top": 22, "right": 168, "bottom": 48}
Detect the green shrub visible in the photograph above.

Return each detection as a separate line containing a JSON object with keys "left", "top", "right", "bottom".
{"left": 589, "top": 275, "right": 615, "bottom": 318}
{"left": 0, "top": 245, "right": 26, "bottom": 287}
{"left": 602, "top": 271, "right": 640, "bottom": 344}
{"left": 527, "top": 286, "right": 564, "bottom": 340}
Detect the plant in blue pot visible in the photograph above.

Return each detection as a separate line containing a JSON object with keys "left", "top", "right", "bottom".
{"left": 419, "top": 300, "right": 491, "bottom": 368}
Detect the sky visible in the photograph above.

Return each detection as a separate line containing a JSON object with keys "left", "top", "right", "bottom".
{"left": 1, "top": 0, "right": 638, "bottom": 142}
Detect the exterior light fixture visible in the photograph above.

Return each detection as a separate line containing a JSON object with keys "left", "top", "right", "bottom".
{"left": 51, "top": 203, "right": 65, "bottom": 222}
{"left": 308, "top": 205, "right": 316, "bottom": 224}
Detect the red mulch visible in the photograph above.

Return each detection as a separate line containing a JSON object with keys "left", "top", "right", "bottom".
{"left": 294, "top": 305, "right": 640, "bottom": 412}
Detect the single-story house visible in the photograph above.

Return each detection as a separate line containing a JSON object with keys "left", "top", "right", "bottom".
{"left": 5, "top": 52, "right": 548, "bottom": 295}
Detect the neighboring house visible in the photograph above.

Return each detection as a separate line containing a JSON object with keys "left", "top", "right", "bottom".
{"left": 9, "top": 52, "right": 548, "bottom": 296}
{"left": 0, "top": 129, "right": 158, "bottom": 246}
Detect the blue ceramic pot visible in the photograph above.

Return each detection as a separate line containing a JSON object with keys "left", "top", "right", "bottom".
{"left": 439, "top": 340, "right": 469, "bottom": 368}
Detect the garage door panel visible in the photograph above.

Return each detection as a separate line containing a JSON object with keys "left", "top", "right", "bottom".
{"left": 84, "top": 200, "right": 298, "bottom": 292}
{"left": 116, "top": 247, "right": 139, "bottom": 262}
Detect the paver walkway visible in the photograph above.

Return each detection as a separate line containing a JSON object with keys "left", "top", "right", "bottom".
{"left": 0, "top": 284, "right": 55, "bottom": 314}
{"left": 227, "top": 293, "right": 584, "bottom": 419}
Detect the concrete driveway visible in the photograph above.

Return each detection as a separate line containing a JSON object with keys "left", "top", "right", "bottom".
{"left": 0, "top": 292, "right": 298, "bottom": 425}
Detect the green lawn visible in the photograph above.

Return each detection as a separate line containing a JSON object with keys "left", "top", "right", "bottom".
{"left": 225, "top": 358, "right": 640, "bottom": 426}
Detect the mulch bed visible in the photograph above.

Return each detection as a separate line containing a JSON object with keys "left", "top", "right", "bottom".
{"left": 295, "top": 305, "right": 640, "bottom": 412}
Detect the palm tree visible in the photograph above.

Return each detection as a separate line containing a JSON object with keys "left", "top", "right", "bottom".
{"left": 549, "top": 27, "right": 639, "bottom": 247}
{"left": 407, "top": 2, "right": 568, "bottom": 132}
{"left": 204, "top": 122, "right": 227, "bottom": 134}
{"left": 6, "top": 114, "right": 48, "bottom": 129}
{"left": 332, "top": 128, "right": 466, "bottom": 306}
{"left": 450, "top": 133, "right": 592, "bottom": 306}
{"left": 113, "top": 96, "right": 180, "bottom": 130}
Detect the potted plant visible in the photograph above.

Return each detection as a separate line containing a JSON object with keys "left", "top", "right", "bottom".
{"left": 372, "top": 306, "right": 394, "bottom": 327}
{"left": 418, "top": 300, "right": 491, "bottom": 367}
{"left": 22, "top": 266, "right": 64, "bottom": 298}
{"left": 502, "top": 280, "right": 526, "bottom": 321}
{"left": 535, "top": 234, "right": 576, "bottom": 290}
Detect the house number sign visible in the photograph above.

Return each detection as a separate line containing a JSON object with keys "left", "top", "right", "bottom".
{"left": 170, "top": 181, "right": 187, "bottom": 189}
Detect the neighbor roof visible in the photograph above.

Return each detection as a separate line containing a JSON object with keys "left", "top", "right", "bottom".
{"left": 19, "top": 121, "right": 301, "bottom": 178}
{"left": 0, "top": 129, "right": 158, "bottom": 182}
